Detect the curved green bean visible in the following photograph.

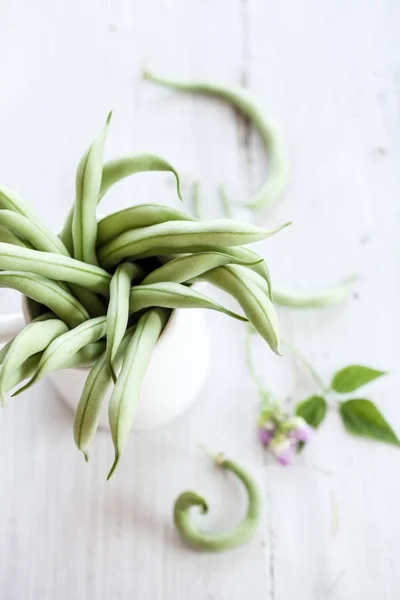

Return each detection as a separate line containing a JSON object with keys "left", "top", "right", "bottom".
{"left": 107, "top": 309, "right": 168, "bottom": 478}
{"left": 72, "top": 113, "right": 111, "bottom": 265}
{"left": 98, "top": 219, "right": 290, "bottom": 267}
{"left": 0, "top": 312, "right": 56, "bottom": 367}
{"left": 0, "top": 272, "right": 89, "bottom": 328}
{"left": 68, "top": 285, "right": 107, "bottom": 318}
{"left": 202, "top": 245, "right": 272, "bottom": 296}
{"left": 73, "top": 329, "right": 134, "bottom": 459}
{"left": 0, "top": 209, "right": 69, "bottom": 255}
{"left": 65, "top": 341, "right": 106, "bottom": 368}
{"left": 144, "top": 70, "right": 288, "bottom": 211}
{"left": 174, "top": 449, "right": 262, "bottom": 552}
{"left": 14, "top": 316, "right": 107, "bottom": 395}
{"left": 61, "top": 154, "right": 183, "bottom": 253}
{"left": 272, "top": 276, "right": 357, "bottom": 308}
{"left": 0, "top": 224, "right": 33, "bottom": 249}
{"left": 129, "top": 282, "right": 247, "bottom": 322}
{"left": 0, "top": 318, "right": 68, "bottom": 405}
{"left": 202, "top": 266, "right": 280, "bottom": 354}
{"left": 233, "top": 266, "right": 356, "bottom": 309}
{"left": 0, "top": 186, "right": 70, "bottom": 254}
{"left": 5, "top": 341, "right": 106, "bottom": 399}
{"left": 0, "top": 244, "right": 111, "bottom": 296}
{"left": 96, "top": 204, "right": 195, "bottom": 247}
{"left": 106, "top": 263, "right": 137, "bottom": 381}
{"left": 141, "top": 252, "right": 262, "bottom": 286}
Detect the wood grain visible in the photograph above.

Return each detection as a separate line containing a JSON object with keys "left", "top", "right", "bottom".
{"left": 0, "top": 0, "right": 399, "bottom": 598}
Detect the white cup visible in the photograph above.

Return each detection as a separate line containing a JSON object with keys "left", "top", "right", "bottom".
{"left": 0, "top": 294, "right": 210, "bottom": 431}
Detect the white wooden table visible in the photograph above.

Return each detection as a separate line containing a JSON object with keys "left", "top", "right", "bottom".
{"left": 1, "top": 1, "right": 399, "bottom": 598}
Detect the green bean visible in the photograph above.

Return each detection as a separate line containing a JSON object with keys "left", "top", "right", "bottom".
{"left": 0, "top": 244, "right": 111, "bottom": 295}
{"left": 65, "top": 341, "right": 106, "bottom": 368}
{"left": 218, "top": 184, "right": 233, "bottom": 219}
{"left": 202, "top": 266, "right": 280, "bottom": 354}
{"left": 229, "top": 265, "right": 270, "bottom": 297}
{"left": 96, "top": 204, "right": 195, "bottom": 247}
{"left": 174, "top": 448, "right": 262, "bottom": 552}
{"left": 72, "top": 113, "right": 112, "bottom": 265}
{"left": 98, "top": 219, "right": 290, "bottom": 268}
{"left": 61, "top": 154, "right": 183, "bottom": 253}
{"left": 68, "top": 286, "right": 107, "bottom": 318}
{"left": 1, "top": 353, "right": 42, "bottom": 393}
{"left": 0, "top": 186, "right": 70, "bottom": 253}
{"left": 272, "top": 276, "right": 357, "bottom": 308}
{"left": 0, "top": 339, "right": 13, "bottom": 366}
{"left": 0, "top": 272, "right": 89, "bottom": 328}
{"left": 107, "top": 309, "right": 168, "bottom": 479}
{"left": 191, "top": 180, "right": 204, "bottom": 220}
{"left": 13, "top": 316, "right": 107, "bottom": 395}
{"left": 129, "top": 282, "right": 247, "bottom": 322}
{"left": 144, "top": 70, "right": 288, "bottom": 211}
{"left": 233, "top": 266, "right": 356, "bottom": 309}
{"left": 0, "top": 318, "right": 68, "bottom": 405}
{"left": 0, "top": 209, "right": 69, "bottom": 255}
{"left": 106, "top": 263, "right": 137, "bottom": 381}
{"left": 5, "top": 341, "right": 106, "bottom": 398}
{"left": 201, "top": 245, "right": 272, "bottom": 296}
{"left": 0, "top": 313, "right": 55, "bottom": 368}
{"left": 141, "top": 252, "right": 262, "bottom": 286}
{"left": 0, "top": 224, "right": 33, "bottom": 249}
{"left": 73, "top": 330, "right": 134, "bottom": 459}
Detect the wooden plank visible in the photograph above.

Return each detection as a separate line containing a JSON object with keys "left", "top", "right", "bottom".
{"left": 0, "top": 0, "right": 399, "bottom": 598}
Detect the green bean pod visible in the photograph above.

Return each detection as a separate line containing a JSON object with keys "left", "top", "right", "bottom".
{"left": 106, "top": 263, "right": 138, "bottom": 381}
{"left": 0, "top": 186, "right": 70, "bottom": 253}
{"left": 0, "top": 224, "right": 34, "bottom": 249}
{"left": 73, "top": 330, "right": 134, "bottom": 458}
{"left": 200, "top": 245, "right": 272, "bottom": 296}
{"left": 144, "top": 70, "right": 288, "bottom": 211}
{"left": 61, "top": 154, "right": 183, "bottom": 253}
{"left": 13, "top": 316, "right": 107, "bottom": 395}
{"left": 107, "top": 309, "right": 168, "bottom": 478}
{"left": 0, "top": 318, "right": 68, "bottom": 405}
{"left": 129, "top": 282, "right": 247, "bottom": 322}
{"left": 96, "top": 204, "right": 195, "bottom": 247}
{"left": 0, "top": 272, "right": 89, "bottom": 328}
{"left": 0, "top": 244, "right": 111, "bottom": 295}
{"left": 0, "top": 209, "right": 69, "bottom": 255}
{"left": 67, "top": 285, "right": 107, "bottom": 318}
{"left": 141, "top": 252, "right": 262, "bottom": 286}
{"left": 272, "top": 276, "right": 357, "bottom": 308}
{"left": 202, "top": 266, "right": 280, "bottom": 353}
{"left": 3, "top": 341, "right": 106, "bottom": 398}
{"left": 72, "top": 113, "right": 111, "bottom": 265}
{"left": 174, "top": 451, "right": 262, "bottom": 552}
{"left": 98, "top": 219, "right": 290, "bottom": 267}
{"left": 233, "top": 266, "right": 355, "bottom": 309}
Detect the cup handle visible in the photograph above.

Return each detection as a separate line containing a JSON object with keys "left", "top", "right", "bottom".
{"left": 0, "top": 313, "right": 25, "bottom": 343}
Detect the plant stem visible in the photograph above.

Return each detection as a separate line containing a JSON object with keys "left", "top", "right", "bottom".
{"left": 281, "top": 339, "right": 328, "bottom": 394}
{"left": 245, "top": 326, "right": 266, "bottom": 396}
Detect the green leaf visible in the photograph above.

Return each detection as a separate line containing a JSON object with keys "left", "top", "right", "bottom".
{"left": 340, "top": 399, "right": 400, "bottom": 447}
{"left": 331, "top": 365, "right": 386, "bottom": 393}
{"left": 295, "top": 396, "right": 327, "bottom": 429}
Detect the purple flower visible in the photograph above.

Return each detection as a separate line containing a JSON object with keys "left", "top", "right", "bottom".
{"left": 258, "top": 423, "right": 275, "bottom": 446}
{"left": 289, "top": 417, "right": 314, "bottom": 443}
{"left": 271, "top": 438, "right": 296, "bottom": 466}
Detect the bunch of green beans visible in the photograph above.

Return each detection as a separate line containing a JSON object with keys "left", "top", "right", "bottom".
{"left": 0, "top": 115, "right": 287, "bottom": 478}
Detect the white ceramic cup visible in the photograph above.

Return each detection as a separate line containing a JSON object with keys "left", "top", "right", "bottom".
{"left": 0, "top": 294, "right": 210, "bottom": 431}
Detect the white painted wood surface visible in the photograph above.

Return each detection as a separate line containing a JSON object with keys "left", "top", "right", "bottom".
{"left": 0, "top": 1, "right": 399, "bottom": 598}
